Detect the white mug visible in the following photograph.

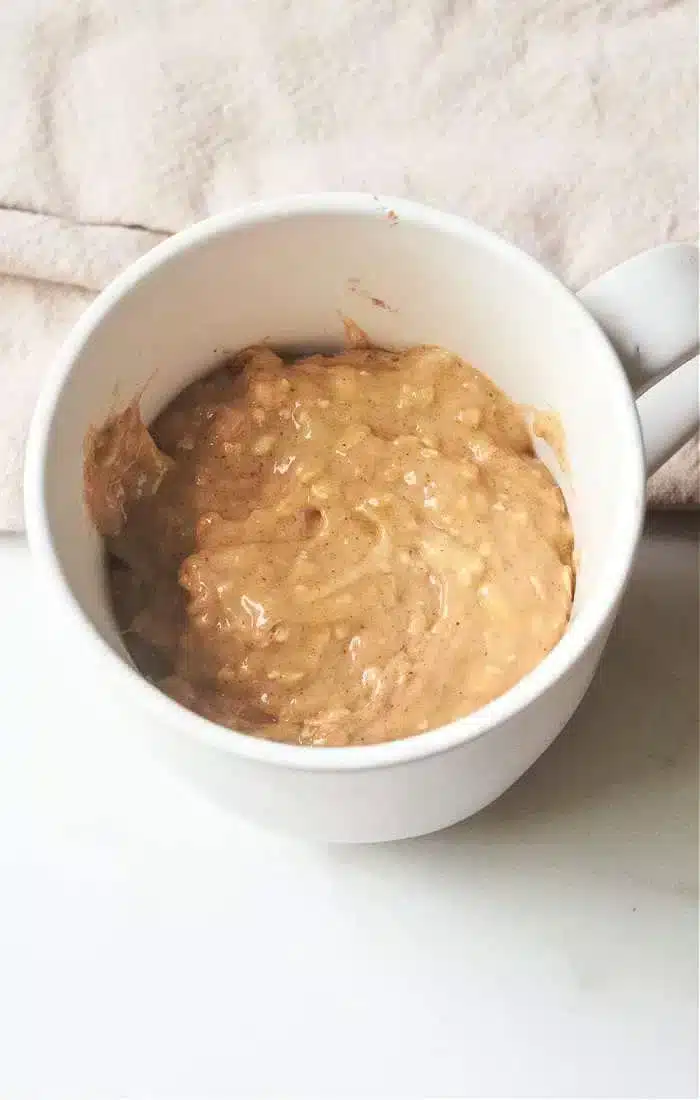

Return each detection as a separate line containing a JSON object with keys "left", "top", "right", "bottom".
{"left": 24, "top": 195, "right": 699, "bottom": 843}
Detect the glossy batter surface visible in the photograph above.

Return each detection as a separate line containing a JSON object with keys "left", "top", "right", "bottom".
{"left": 85, "top": 343, "right": 574, "bottom": 746}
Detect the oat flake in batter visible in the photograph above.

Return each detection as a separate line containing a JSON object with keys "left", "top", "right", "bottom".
{"left": 84, "top": 342, "right": 575, "bottom": 746}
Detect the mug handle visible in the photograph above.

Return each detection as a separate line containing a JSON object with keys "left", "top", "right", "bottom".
{"left": 577, "top": 243, "right": 699, "bottom": 473}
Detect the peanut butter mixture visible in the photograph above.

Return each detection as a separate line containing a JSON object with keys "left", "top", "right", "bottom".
{"left": 84, "top": 343, "right": 574, "bottom": 746}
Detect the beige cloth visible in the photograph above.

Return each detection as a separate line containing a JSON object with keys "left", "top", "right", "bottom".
{"left": 0, "top": 0, "right": 697, "bottom": 530}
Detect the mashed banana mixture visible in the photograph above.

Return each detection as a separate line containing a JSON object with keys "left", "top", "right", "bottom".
{"left": 85, "top": 341, "right": 574, "bottom": 746}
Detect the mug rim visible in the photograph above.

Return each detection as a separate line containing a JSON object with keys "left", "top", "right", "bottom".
{"left": 23, "top": 192, "right": 647, "bottom": 773}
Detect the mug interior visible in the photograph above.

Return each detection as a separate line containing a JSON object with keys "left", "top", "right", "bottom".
{"left": 29, "top": 196, "right": 645, "bottom": 747}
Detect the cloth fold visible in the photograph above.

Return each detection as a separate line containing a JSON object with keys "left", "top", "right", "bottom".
{"left": 0, "top": 0, "right": 697, "bottom": 530}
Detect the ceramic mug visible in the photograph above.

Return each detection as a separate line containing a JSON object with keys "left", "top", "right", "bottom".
{"left": 24, "top": 195, "right": 699, "bottom": 843}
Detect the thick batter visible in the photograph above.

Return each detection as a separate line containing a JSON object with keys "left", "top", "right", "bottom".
{"left": 84, "top": 342, "right": 574, "bottom": 746}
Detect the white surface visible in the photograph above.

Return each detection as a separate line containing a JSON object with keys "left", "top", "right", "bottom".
{"left": 0, "top": 519, "right": 697, "bottom": 1099}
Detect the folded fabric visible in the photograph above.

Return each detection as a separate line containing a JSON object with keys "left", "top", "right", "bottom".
{"left": 0, "top": 0, "right": 697, "bottom": 530}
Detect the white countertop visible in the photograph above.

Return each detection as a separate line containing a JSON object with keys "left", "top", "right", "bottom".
{"left": 0, "top": 518, "right": 697, "bottom": 1100}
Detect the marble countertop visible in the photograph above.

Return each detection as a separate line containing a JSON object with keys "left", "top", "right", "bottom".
{"left": 0, "top": 515, "right": 697, "bottom": 1099}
